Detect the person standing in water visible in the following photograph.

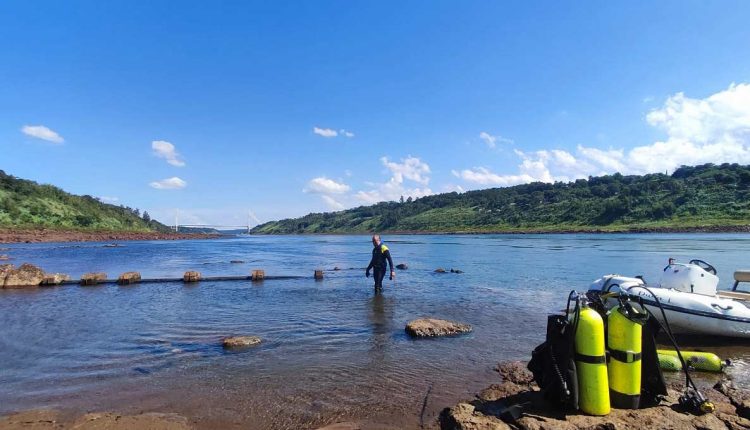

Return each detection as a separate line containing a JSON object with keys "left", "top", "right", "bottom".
{"left": 365, "top": 234, "right": 395, "bottom": 291}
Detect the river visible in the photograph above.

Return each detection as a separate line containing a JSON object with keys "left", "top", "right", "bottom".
{"left": 1, "top": 233, "right": 749, "bottom": 428}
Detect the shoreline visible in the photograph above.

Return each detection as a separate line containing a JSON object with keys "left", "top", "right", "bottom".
{"left": 250, "top": 224, "right": 750, "bottom": 236}
{"left": 0, "top": 228, "right": 222, "bottom": 244}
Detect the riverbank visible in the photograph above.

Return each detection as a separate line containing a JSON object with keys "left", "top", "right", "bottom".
{"left": 250, "top": 224, "right": 750, "bottom": 235}
{"left": 440, "top": 361, "right": 750, "bottom": 430}
{"left": 0, "top": 228, "right": 222, "bottom": 244}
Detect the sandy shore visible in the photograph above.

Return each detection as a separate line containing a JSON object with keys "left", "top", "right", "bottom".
{"left": 0, "top": 229, "right": 221, "bottom": 244}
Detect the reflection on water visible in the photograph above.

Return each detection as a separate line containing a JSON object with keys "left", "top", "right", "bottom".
{"left": 1, "top": 233, "right": 750, "bottom": 428}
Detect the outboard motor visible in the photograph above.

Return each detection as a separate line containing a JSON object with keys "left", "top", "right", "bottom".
{"left": 659, "top": 260, "right": 719, "bottom": 296}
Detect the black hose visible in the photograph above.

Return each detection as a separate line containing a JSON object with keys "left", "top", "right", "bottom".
{"left": 627, "top": 285, "right": 698, "bottom": 393}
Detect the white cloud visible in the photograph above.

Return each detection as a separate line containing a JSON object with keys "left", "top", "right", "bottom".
{"left": 21, "top": 125, "right": 64, "bottom": 143}
{"left": 304, "top": 177, "right": 351, "bottom": 194}
{"left": 98, "top": 196, "right": 119, "bottom": 203}
{"left": 152, "top": 140, "right": 185, "bottom": 167}
{"left": 321, "top": 195, "right": 345, "bottom": 210}
{"left": 478, "top": 131, "right": 513, "bottom": 149}
{"left": 149, "top": 177, "right": 187, "bottom": 190}
{"left": 455, "top": 83, "right": 750, "bottom": 188}
{"left": 340, "top": 129, "right": 355, "bottom": 138}
{"left": 381, "top": 156, "right": 431, "bottom": 185}
{"left": 479, "top": 132, "right": 497, "bottom": 148}
{"left": 354, "top": 156, "right": 433, "bottom": 203}
{"left": 313, "top": 127, "right": 338, "bottom": 138}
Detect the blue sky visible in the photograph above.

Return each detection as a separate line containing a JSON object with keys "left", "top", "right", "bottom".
{"left": 2, "top": 1, "right": 750, "bottom": 227}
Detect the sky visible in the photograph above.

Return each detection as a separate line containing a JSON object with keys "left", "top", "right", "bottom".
{"left": 1, "top": 1, "right": 750, "bottom": 227}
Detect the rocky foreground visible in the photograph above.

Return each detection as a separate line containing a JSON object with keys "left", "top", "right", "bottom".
{"left": 440, "top": 361, "right": 750, "bottom": 430}
{"left": 0, "top": 228, "right": 220, "bottom": 244}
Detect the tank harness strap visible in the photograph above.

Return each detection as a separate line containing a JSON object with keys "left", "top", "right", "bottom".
{"left": 609, "top": 349, "right": 642, "bottom": 363}
{"left": 574, "top": 353, "right": 606, "bottom": 364}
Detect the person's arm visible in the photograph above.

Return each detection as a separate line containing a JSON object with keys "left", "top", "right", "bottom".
{"left": 366, "top": 254, "right": 374, "bottom": 276}
{"left": 384, "top": 249, "right": 395, "bottom": 279}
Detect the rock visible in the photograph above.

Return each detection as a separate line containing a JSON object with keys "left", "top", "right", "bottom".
{"left": 451, "top": 268, "right": 464, "bottom": 274}
{"left": 103, "top": 243, "right": 122, "bottom": 248}
{"left": 183, "top": 271, "right": 201, "bottom": 282}
{"left": 405, "top": 318, "right": 472, "bottom": 337}
{"left": 81, "top": 272, "right": 107, "bottom": 286}
{"left": 494, "top": 361, "right": 534, "bottom": 385}
{"left": 222, "top": 336, "right": 261, "bottom": 349}
{"left": 2, "top": 263, "right": 45, "bottom": 288}
{"left": 117, "top": 271, "right": 141, "bottom": 285}
{"left": 230, "top": 260, "right": 244, "bottom": 264}
{"left": 435, "top": 268, "right": 447, "bottom": 273}
{"left": 333, "top": 266, "right": 342, "bottom": 271}
{"left": 41, "top": 273, "right": 71, "bottom": 286}
{"left": 0, "top": 264, "right": 12, "bottom": 286}
{"left": 0, "top": 255, "right": 10, "bottom": 261}
{"left": 439, "top": 402, "right": 512, "bottom": 430}
{"left": 396, "top": 263, "right": 408, "bottom": 270}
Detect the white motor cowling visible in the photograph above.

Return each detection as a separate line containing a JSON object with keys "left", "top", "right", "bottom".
{"left": 659, "top": 263, "right": 719, "bottom": 296}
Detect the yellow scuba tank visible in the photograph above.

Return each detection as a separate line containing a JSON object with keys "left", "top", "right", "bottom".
{"left": 657, "top": 353, "right": 683, "bottom": 372}
{"left": 658, "top": 349, "right": 728, "bottom": 373}
{"left": 574, "top": 302, "right": 610, "bottom": 415}
{"left": 607, "top": 304, "right": 642, "bottom": 409}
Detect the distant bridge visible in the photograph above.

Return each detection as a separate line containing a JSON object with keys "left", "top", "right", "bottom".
{"left": 173, "top": 224, "right": 251, "bottom": 233}
{"left": 172, "top": 212, "right": 257, "bottom": 233}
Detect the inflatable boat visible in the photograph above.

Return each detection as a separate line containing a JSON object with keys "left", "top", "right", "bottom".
{"left": 588, "top": 259, "right": 750, "bottom": 339}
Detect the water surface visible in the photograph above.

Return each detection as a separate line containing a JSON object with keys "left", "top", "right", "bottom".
{"left": 1, "top": 234, "right": 750, "bottom": 428}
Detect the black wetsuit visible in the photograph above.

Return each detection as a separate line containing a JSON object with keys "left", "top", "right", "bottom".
{"left": 367, "top": 243, "right": 394, "bottom": 289}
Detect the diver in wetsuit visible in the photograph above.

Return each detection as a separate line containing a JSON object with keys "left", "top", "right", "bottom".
{"left": 365, "top": 234, "right": 395, "bottom": 291}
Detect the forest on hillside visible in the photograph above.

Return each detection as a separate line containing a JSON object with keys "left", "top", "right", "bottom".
{"left": 252, "top": 163, "right": 750, "bottom": 234}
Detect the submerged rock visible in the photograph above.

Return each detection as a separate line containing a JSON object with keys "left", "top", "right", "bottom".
{"left": 396, "top": 263, "right": 408, "bottom": 270}
{"left": 117, "top": 271, "right": 141, "bottom": 285}
{"left": 2, "top": 263, "right": 45, "bottom": 288}
{"left": 435, "top": 268, "right": 446, "bottom": 273}
{"left": 450, "top": 268, "right": 464, "bottom": 274}
{"left": 405, "top": 318, "right": 472, "bottom": 337}
{"left": 81, "top": 272, "right": 107, "bottom": 286}
{"left": 183, "top": 271, "right": 201, "bottom": 283}
{"left": 41, "top": 273, "right": 71, "bottom": 286}
{"left": 222, "top": 336, "right": 261, "bottom": 349}
{"left": 230, "top": 260, "right": 244, "bottom": 264}
{"left": 0, "top": 255, "right": 10, "bottom": 261}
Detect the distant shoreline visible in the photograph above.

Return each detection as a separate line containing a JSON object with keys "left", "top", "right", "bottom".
{"left": 0, "top": 228, "right": 222, "bottom": 244}
{"left": 249, "top": 224, "right": 750, "bottom": 235}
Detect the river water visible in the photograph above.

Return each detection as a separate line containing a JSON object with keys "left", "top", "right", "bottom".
{"left": 1, "top": 234, "right": 750, "bottom": 428}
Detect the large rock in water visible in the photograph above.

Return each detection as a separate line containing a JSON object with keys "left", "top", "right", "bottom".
{"left": 222, "top": 336, "right": 261, "bottom": 348}
{"left": 2, "top": 263, "right": 45, "bottom": 288}
{"left": 405, "top": 318, "right": 472, "bottom": 337}
{"left": 0, "top": 264, "right": 12, "bottom": 286}
{"left": 81, "top": 272, "right": 107, "bottom": 286}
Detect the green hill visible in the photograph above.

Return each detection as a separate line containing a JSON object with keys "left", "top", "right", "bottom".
{"left": 0, "top": 170, "right": 170, "bottom": 232}
{"left": 251, "top": 163, "right": 750, "bottom": 234}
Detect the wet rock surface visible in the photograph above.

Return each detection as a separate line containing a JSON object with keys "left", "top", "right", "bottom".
{"left": 396, "top": 263, "right": 408, "bottom": 270}
{"left": 41, "top": 273, "right": 70, "bottom": 286}
{"left": 2, "top": 263, "right": 45, "bottom": 288}
{"left": 405, "top": 318, "right": 472, "bottom": 337}
{"left": 80, "top": 272, "right": 107, "bottom": 286}
{"left": 440, "top": 361, "right": 750, "bottom": 430}
{"left": 222, "top": 336, "right": 262, "bottom": 348}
